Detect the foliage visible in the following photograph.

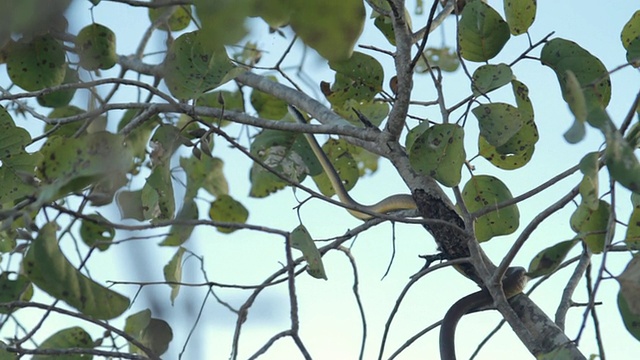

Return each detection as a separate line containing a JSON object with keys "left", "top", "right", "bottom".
{"left": 0, "top": 0, "right": 639, "bottom": 359}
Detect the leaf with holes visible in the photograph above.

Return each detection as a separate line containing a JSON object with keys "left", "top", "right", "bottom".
{"left": 79, "top": 213, "right": 114, "bottom": 251}
{"left": 409, "top": 123, "right": 465, "bottom": 187}
{"left": 23, "top": 223, "right": 130, "bottom": 319}
{"left": 462, "top": 175, "right": 520, "bottom": 242}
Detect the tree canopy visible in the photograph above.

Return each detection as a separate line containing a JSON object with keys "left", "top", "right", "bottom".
{"left": 0, "top": 0, "right": 639, "bottom": 359}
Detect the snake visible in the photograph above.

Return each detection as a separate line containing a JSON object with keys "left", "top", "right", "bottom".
{"left": 289, "top": 106, "right": 528, "bottom": 359}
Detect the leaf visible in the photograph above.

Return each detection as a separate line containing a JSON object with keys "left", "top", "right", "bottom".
{"left": 291, "top": 225, "right": 327, "bottom": 279}
{"left": 163, "top": 31, "right": 242, "bottom": 100}
{"left": 163, "top": 247, "right": 186, "bottom": 304}
{"left": 75, "top": 23, "right": 117, "bottom": 70}
{"left": 125, "top": 309, "right": 173, "bottom": 357}
{"left": 570, "top": 200, "right": 611, "bottom": 254}
{"left": 605, "top": 130, "right": 640, "bottom": 193}
{"left": 23, "top": 223, "right": 130, "bottom": 320}
{"left": 249, "top": 129, "right": 308, "bottom": 198}
{"left": 116, "top": 189, "right": 146, "bottom": 221}
{"left": 148, "top": 5, "right": 192, "bottom": 31}
{"left": 415, "top": 47, "right": 459, "bottom": 73}
{"left": 462, "top": 175, "right": 520, "bottom": 242}
{"left": 473, "top": 103, "right": 523, "bottom": 148}
{"left": 621, "top": 10, "right": 640, "bottom": 50}
{"left": 563, "top": 70, "right": 588, "bottom": 144}
{"left": 36, "top": 132, "right": 133, "bottom": 203}
{"left": 37, "top": 66, "right": 78, "bottom": 108}
{"left": 333, "top": 99, "right": 389, "bottom": 127}
{"left": 33, "top": 327, "right": 93, "bottom": 360}
{"left": 626, "top": 205, "right": 640, "bottom": 249}
{"left": 540, "top": 38, "right": 611, "bottom": 123}
{"left": 0, "top": 106, "right": 42, "bottom": 204}
{"left": 141, "top": 164, "right": 175, "bottom": 221}
{"left": 6, "top": 35, "right": 66, "bottom": 91}
{"left": 578, "top": 152, "right": 600, "bottom": 210}
{"left": 251, "top": 0, "right": 292, "bottom": 28}
{"left": 618, "top": 291, "right": 640, "bottom": 341}
{"left": 527, "top": 239, "right": 578, "bottom": 278}
{"left": 290, "top": 0, "right": 365, "bottom": 61}
{"left": 79, "top": 214, "right": 114, "bottom": 251}
{"left": 208, "top": 194, "right": 249, "bottom": 234}
{"left": 160, "top": 198, "right": 198, "bottom": 246}
{"left": 250, "top": 77, "right": 288, "bottom": 120}
{"left": 312, "top": 139, "right": 359, "bottom": 196}
{"left": 504, "top": 0, "right": 536, "bottom": 35}
{"left": 326, "top": 52, "right": 384, "bottom": 106}
{"left": 193, "top": 0, "right": 251, "bottom": 47}
{"left": 180, "top": 156, "right": 228, "bottom": 199}
{"left": 478, "top": 136, "right": 534, "bottom": 170}
{"left": 0, "top": 273, "right": 31, "bottom": 313}
{"left": 471, "top": 63, "right": 513, "bottom": 96}
{"left": 409, "top": 123, "right": 465, "bottom": 187}
{"left": 457, "top": 0, "right": 510, "bottom": 62}
{"left": 618, "top": 254, "right": 640, "bottom": 316}
{"left": 150, "top": 124, "right": 187, "bottom": 165}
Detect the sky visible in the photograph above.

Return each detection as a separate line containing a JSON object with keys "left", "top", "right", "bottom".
{"left": 2, "top": 1, "right": 640, "bottom": 359}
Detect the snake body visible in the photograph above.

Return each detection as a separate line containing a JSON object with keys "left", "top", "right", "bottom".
{"left": 439, "top": 267, "right": 528, "bottom": 360}
{"left": 289, "top": 106, "right": 416, "bottom": 220}
{"left": 290, "top": 106, "right": 528, "bottom": 359}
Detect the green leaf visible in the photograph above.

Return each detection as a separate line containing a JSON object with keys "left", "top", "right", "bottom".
{"left": 193, "top": 0, "right": 251, "bottom": 47}
{"left": 163, "top": 247, "right": 185, "bottom": 304}
{"left": 116, "top": 189, "right": 146, "bottom": 221}
{"left": 23, "top": 223, "right": 130, "bottom": 319}
{"left": 141, "top": 164, "right": 175, "bottom": 221}
{"left": 405, "top": 121, "right": 430, "bottom": 151}
{"left": 6, "top": 35, "right": 66, "bottom": 91}
{"left": 578, "top": 152, "right": 600, "bottom": 210}
{"left": 527, "top": 239, "right": 579, "bottom": 278}
{"left": 409, "top": 123, "right": 465, "bottom": 187}
{"left": 471, "top": 63, "right": 513, "bottom": 96}
{"left": 462, "top": 175, "right": 520, "bottom": 242}
{"left": 504, "top": 0, "right": 536, "bottom": 35}
{"left": 540, "top": 38, "right": 611, "bottom": 124}
{"left": 326, "top": 52, "right": 384, "bottom": 106}
{"left": 415, "top": 47, "right": 459, "bottom": 73}
{"left": 333, "top": 99, "right": 389, "bottom": 127}
{"left": 621, "top": 10, "right": 640, "bottom": 50}
{"left": 79, "top": 214, "right": 114, "bottom": 251}
{"left": 148, "top": 5, "right": 192, "bottom": 31}
{"left": 618, "top": 254, "right": 640, "bottom": 316}
{"left": 626, "top": 36, "right": 640, "bottom": 67}
{"left": 605, "top": 129, "right": 640, "bottom": 193}
{"left": 290, "top": 0, "right": 364, "bottom": 61}
{"left": 0, "top": 340, "right": 17, "bottom": 360}
{"left": 312, "top": 139, "right": 359, "bottom": 196}
{"left": 125, "top": 309, "right": 173, "bottom": 356}
{"left": 570, "top": 200, "right": 611, "bottom": 253}
{"left": 249, "top": 129, "right": 308, "bottom": 198}
{"left": 457, "top": 0, "right": 510, "bottom": 62}
{"left": 473, "top": 103, "right": 523, "bottom": 148}
{"left": 76, "top": 23, "right": 117, "bottom": 70}
{"left": 180, "top": 156, "right": 228, "bottom": 199}
{"left": 36, "top": 132, "right": 133, "bottom": 203}
{"left": 291, "top": 225, "right": 327, "bottom": 279}
{"left": 163, "top": 31, "right": 242, "bottom": 100}
{"left": 33, "top": 327, "right": 93, "bottom": 360}
{"left": 618, "top": 291, "right": 640, "bottom": 340}
{"left": 0, "top": 106, "right": 42, "bottom": 204}
{"left": 150, "top": 124, "right": 187, "bottom": 165}
{"left": 0, "top": 273, "right": 31, "bottom": 313}
{"left": 160, "top": 198, "right": 198, "bottom": 246}
{"left": 251, "top": 0, "right": 292, "bottom": 28}
{"left": 208, "top": 194, "right": 249, "bottom": 233}
{"left": 478, "top": 135, "right": 534, "bottom": 170}
{"left": 626, "top": 205, "right": 640, "bottom": 249}
{"left": 117, "top": 109, "right": 160, "bottom": 172}
{"left": 37, "top": 66, "right": 78, "bottom": 108}
{"left": 250, "top": 77, "right": 288, "bottom": 120}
